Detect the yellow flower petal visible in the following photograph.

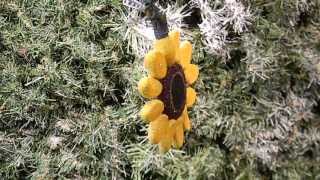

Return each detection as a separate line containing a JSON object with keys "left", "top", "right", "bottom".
{"left": 173, "top": 123, "right": 184, "bottom": 148}
{"left": 182, "top": 107, "right": 191, "bottom": 131}
{"left": 169, "top": 30, "right": 180, "bottom": 57}
{"left": 140, "top": 100, "right": 164, "bottom": 123}
{"left": 176, "top": 40, "right": 192, "bottom": 68}
{"left": 138, "top": 77, "right": 163, "bottom": 99}
{"left": 159, "top": 136, "right": 173, "bottom": 154}
{"left": 158, "top": 119, "right": 175, "bottom": 153}
{"left": 148, "top": 114, "right": 169, "bottom": 144}
{"left": 177, "top": 115, "right": 184, "bottom": 124}
{"left": 144, "top": 50, "right": 167, "bottom": 79}
{"left": 184, "top": 64, "right": 199, "bottom": 85}
{"left": 186, "top": 87, "right": 197, "bottom": 107}
{"left": 154, "top": 37, "right": 176, "bottom": 66}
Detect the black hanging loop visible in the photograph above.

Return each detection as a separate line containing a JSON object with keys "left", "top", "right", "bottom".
{"left": 143, "top": 0, "right": 169, "bottom": 39}
{"left": 123, "top": 0, "right": 169, "bottom": 39}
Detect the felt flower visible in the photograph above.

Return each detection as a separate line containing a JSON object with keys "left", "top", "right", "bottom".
{"left": 138, "top": 30, "right": 199, "bottom": 153}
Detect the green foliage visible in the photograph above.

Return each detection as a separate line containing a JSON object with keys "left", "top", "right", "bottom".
{"left": 1, "top": 0, "right": 320, "bottom": 179}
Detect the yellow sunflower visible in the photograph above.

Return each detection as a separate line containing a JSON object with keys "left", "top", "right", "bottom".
{"left": 137, "top": 29, "right": 199, "bottom": 153}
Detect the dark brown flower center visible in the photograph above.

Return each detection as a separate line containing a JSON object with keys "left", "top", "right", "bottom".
{"left": 158, "top": 64, "right": 186, "bottom": 119}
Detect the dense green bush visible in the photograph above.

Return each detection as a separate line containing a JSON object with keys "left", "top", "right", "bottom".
{"left": 0, "top": 0, "right": 319, "bottom": 179}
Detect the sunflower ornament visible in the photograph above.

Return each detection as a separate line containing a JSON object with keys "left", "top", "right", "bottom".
{"left": 123, "top": 0, "right": 199, "bottom": 153}
{"left": 134, "top": 2, "right": 200, "bottom": 154}
{"left": 138, "top": 30, "right": 199, "bottom": 153}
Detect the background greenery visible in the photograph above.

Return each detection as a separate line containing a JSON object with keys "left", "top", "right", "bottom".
{"left": 0, "top": 0, "right": 319, "bottom": 179}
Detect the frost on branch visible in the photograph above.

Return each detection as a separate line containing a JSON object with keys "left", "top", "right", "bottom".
{"left": 241, "top": 34, "right": 277, "bottom": 82}
{"left": 224, "top": 0, "right": 252, "bottom": 33}
{"left": 246, "top": 92, "right": 316, "bottom": 166}
{"left": 301, "top": 47, "right": 320, "bottom": 86}
{"left": 193, "top": 0, "right": 252, "bottom": 58}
